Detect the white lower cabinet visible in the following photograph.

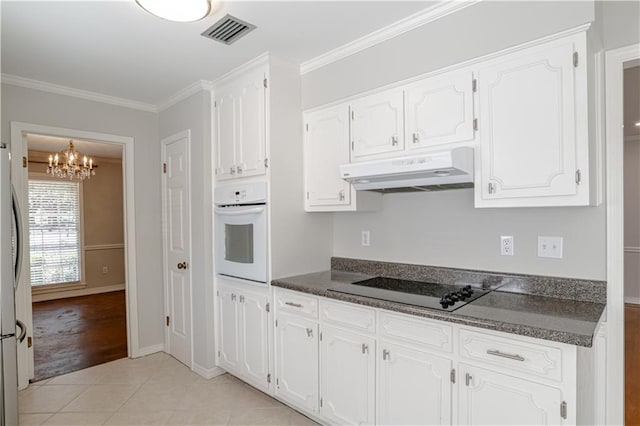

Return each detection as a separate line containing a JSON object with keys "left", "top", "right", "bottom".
{"left": 217, "top": 282, "right": 270, "bottom": 392}
{"left": 457, "top": 363, "right": 564, "bottom": 425}
{"left": 320, "top": 325, "right": 375, "bottom": 425}
{"left": 275, "top": 312, "right": 319, "bottom": 413}
{"left": 378, "top": 341, "right": 452, "bottom": 426}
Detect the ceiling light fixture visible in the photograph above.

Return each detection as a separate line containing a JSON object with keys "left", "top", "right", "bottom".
{"left": 135, "top": 0, "right": 218, "bottom": 23}
{"left": 635, "top": 122, "right": 640, "bottom": 127}
{"left": 47, "top": 140, "right": 95, "bottom": 181}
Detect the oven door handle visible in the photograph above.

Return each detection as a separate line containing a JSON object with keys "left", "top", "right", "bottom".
{"left": 214, "top": 206, "right": 266, "bottom": 216}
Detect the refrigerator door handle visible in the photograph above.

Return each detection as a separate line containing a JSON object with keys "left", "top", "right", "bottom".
{"left": 15, "top": 320, "right": 26, "bottom": 343}
{"left": 11, "top": 185, "right": 22, "bottom": 286}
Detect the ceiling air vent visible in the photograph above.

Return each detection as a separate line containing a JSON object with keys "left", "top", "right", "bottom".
{"left": 201, "top": 14, "right": 256, "bottom": 45}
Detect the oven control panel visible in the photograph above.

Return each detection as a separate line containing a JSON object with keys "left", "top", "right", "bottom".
{"left": 214, "top": 182, "right": 268, "bottom": 205}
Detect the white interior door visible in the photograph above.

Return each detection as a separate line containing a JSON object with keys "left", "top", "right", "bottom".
{"left": 162, "top": 130, "right": 192, "bottom": 367}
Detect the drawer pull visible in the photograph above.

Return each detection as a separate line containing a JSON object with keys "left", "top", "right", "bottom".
{"left": 382, "top": 349, "right": 390, "bottom": 361}
{"left": 285, "top": 302, "right": 303, "bottom": 308}
{"left": 362, "top": 344, "right": 369, "bottom": 355}
{"left": 306, "top": 328, "right": 313, "bottom": 338}
{"left": 487, "top": 349, "right": 525, "bottom": 362}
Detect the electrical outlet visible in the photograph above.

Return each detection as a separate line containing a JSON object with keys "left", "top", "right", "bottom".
{"left": 500, "top": 236, "right": 514, "bottom": 256}
{"left": 538, "top": 236, "right": 563, "bottom": 259}
{"left": 102, "top": 266, "right": 108, "bottom": 274}
{"left": 361, "top": 230, "right": 370, "bottom": 247}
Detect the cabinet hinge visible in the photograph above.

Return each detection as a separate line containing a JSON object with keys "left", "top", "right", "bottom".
{"left": 573, "top": 52, "right": 579, "bottom": 68}
{"left": 264, "top": 158, "right": 269, "bottom": 168}
{"left": 473, "top": 118, "right": 478, "bottom": 131}
{"left": 351, "top": 110, "right": 354, "bottom": 120}
{"left": 267, "top": 373, "right": 271, "bottom": 383}
{"left": 560, "top": 401, "right": 567, "bottom": 419}
{"left": 319, "top": 332, "right": 323, "bottom": 341}
{"left": 575, "top": 169, "right": 582, "bottom": 184}
{"left": 263, "top": 78, "right": 268, "bottom": 88}
{"left": 275, "top": 319, "right": 278, "bottom": 327}
{"left": 450, "top": 369, "right": 456, "bottom": 383}
{"left": 306, "top": 123, "right": 309, "bottom": 132}
{"left": 351, "top": 141, "right": 355, "bottom": 151}
{"left": 472, "top": 78, "right": 477, "bottom": 92}
{"left": 163, "top": 163, "right": 167, "bottom": 174}
{"left": 320, "top": 398, "right": 323, "bottom": 407}
{"left": 217, "top": 350, "right": 220, "bottom": 358}
{"left": 266, "top": 302, "right": 270, "bottom": 313}
{"left": 214, "top": 101, "right": 217, "bottom": 108}
{"left": 306, "top": 192, "right": 309, "bottom": 200}
{"left": 22, "top": 156, "right": 27, "bottom": 168}
{"left": 216, "top": 290, "right": 219, "bottom": 296}
{"left": 166, "top": 316, "right": 170, "bottom": 326}
{"left": 276, "top": 378, "right": 279, "bottom": 386}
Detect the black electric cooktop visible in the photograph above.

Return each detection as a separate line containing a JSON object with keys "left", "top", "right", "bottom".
{"left": 328, "top": 276, "right": 491, "bottom": 312}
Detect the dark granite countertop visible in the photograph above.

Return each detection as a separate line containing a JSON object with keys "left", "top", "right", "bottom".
{"left": 271, "top": 269, "right": 606, "bottom": 347}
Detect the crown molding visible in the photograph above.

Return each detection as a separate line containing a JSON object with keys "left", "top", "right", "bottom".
{"left": 213, "top": 51, "right": 270, "bottom": 87}
{"left": 157, "top": 79, "right": 214, "bottom": 112}
{"left": 300, "top": 0, "right": 482, "bottom": 75}
{"left": 1, "top": 74, "right": 159, "bottom": 113}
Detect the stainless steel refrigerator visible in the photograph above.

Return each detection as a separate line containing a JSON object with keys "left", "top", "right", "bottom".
{"left": 0, "top": 143, "right": 25, "bottom": 425}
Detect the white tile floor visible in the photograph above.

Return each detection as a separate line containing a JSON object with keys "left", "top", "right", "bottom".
{"left": 19, "top": 353, "right": 318, "bottom": 425}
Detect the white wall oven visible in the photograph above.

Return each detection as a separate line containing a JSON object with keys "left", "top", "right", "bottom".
{"left": 214, "top": 182, "right": 268, "bottom": 284}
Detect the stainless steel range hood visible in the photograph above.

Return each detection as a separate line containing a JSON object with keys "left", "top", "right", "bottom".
{"left": 339, "top": 147, "right": 474, "bottom": 192}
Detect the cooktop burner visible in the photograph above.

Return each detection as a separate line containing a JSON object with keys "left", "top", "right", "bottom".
{"left": 328, "top": 276, "right": 491, "bottom": 312}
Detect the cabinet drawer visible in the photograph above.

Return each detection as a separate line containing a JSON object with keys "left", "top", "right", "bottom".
{"left": 275, "top": 289, "right": 318, "bottom": 319}
{"left": 379, "top": 311, "right": 452, "bottom": 353}
{"left": 459, "top": 329, "right": 564, "bottom": 382}
{"left": 320, "top": 299, "right": 376, "bottom": 333}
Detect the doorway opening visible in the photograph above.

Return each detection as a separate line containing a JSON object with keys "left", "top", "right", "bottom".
{"left": 9, "top": 122, "right": 139, "bottom": 389}
{"left": 622, "top": 62, "right": 640, "bottom": 424}
{"left": 26, "top": 134, "right": 127, "bottom": 381}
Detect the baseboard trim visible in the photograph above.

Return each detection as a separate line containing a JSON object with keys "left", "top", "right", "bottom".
{"left": 625, "top": 296, "right": 640, "bottom": 305}
{"left": 192, "top": 363, "right": 226, "bottom": 379}
{"left": 134, "top": 344, "right": 165, "bottom": 358}
{"left": 31, "top": 284, "right": 125, "bottom": 302}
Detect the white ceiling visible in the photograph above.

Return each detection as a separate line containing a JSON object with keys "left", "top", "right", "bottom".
{"left": 1, "top": 1, "right": 434, "bottom": 106}
{"left": 27, "top": 134, "right": 124, "bottom": 159}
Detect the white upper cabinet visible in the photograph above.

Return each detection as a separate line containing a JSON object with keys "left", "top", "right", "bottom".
{"left": 475, "top": 33, "right": 591, "bottom": 207}
{"left": 215, "top": 65, "right": 267, "bottom": 180}
{"left": 303, "top": 104, "right": 382, "bottom": 212}
{"left": 304, "top": 105, "right": 352, "bottom": 209}
{"left": 405, "top": 70, "right": 476, "bottom": 150}
{"left": 351, "top": 89, "right": 405, "bottom": 160}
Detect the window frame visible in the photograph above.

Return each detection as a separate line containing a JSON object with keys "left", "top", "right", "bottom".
{"left": 27, "top": 172, "right": 87, "bottom": 294}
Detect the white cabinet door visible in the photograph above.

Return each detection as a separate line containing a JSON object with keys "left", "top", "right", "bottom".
{"left": 320, "top": 325, "right": 375, "bottom": 426}
{"left": 458, "top": 364, "right": 564, "bottom": 425}
{"left": 351, "top": 89, "right": 404, "bottom": 160}
{"left": 275, "top": 312, "right": 319, "bottom": 413}
{"left": 476, "top": 36, "right": 585, "bottom": 205}
{"left": 304, "top": 105, "right": 352, "bottom": 209}
{"left": 215, "top": 88, "right": 237, "bottom": 180}
{"left": 217, "top": 286, "right": 240, "bottom": 372}
{"left": 405, "top": 71, "right": 475, "bottom": 150}
{"left": 240, "top": 290, "right": 270, "bottom": 392}
{"left": 378, "top": 341, "right": 452, "bottom": 426}
{"left": 236, "top": 70, "right": 267, "bottom": 177}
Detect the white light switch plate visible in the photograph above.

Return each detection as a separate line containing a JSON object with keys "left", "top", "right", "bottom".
{"left": 538, "top": 236, "right": 563, "bottom": 259}
{"left": 361, "top": 230, "right": 370, "bottom": 247}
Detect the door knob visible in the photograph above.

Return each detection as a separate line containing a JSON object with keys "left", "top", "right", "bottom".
{"left": 177, "top": 262, "right": 188, "bottom": 270}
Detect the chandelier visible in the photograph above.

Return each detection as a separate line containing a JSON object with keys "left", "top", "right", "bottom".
{"left": 46, "top": 140, "right": 95, "bottom": 181}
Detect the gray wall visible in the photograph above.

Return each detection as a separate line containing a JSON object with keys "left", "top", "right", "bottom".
{"left": 598, "top": 0, "right": 640, "bottom": 50}
{"left": 1, "top": 84, "right": 164, "bottom": 350}
{"left": 158, "top": 90, "right": 216, "bottom": 372}
{"left": 302, "top": 1, "right": 610, "bottom": 280}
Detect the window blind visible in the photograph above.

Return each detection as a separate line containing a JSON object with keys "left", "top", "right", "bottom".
{"left": 28, "top": 179, "right": 81, "bottom": 286}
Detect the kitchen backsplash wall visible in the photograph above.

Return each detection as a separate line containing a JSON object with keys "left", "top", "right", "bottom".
{"left": 333, "top": 189, "right": 606, "bottom": 281}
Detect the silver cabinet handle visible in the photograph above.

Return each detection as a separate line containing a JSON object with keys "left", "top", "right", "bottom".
{"left": 486, "top": 349, "right": 525, "bottom": 362}
{"left": 285, "top": 302, "right": 303, "bottom": 308}
{"left": 488, "top": 182, "right": 496, "bottom": 194}
{"left": 338, "top": 190, "right": 345, "bottom": 201}
{"left": 230, "top": 166, "right": 236, "bottom": 175}
{"left": 362, "top": 344, "right": 369, "bottom": 354}
{"left": 465, "top": 372, "right": 473, "bottom": 386}
{"left": 382, "top": 349, "right": 390, "bottom": 360}
{"left": 391, "top": 135, "right": 398, "bottom": 146}
{"left": 237, "top": 165, "right": 243, "bottom": 173}
{"left": 306, "top": 328, "right": 313, "bottom": 338}
{"left": 412, "top": 132, "right": 420, "bottom": 144}
{"left": 231, "top": 294, "right": 236, "bottom": 301}
{"left": 239, "top": 295, "right": 245, "bottom": 303}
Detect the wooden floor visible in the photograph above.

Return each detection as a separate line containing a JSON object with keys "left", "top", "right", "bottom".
{"left": 31, "top": 290, "right": 127, "bottom": 382}
{"left": 627, "top": 303, "right": 640, "bottom": 425}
